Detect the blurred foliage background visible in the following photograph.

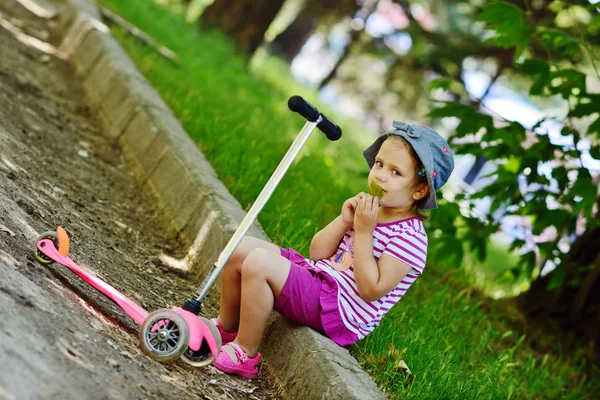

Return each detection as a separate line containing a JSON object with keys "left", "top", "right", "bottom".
{"left": 183, "top": 0, "right": 600, "bottom": 360}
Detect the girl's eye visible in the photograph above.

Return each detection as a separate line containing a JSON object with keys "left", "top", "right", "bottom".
{"left": 392, "top": 170, "right": 400, "bottom": 176}
{"left": 375, "top": 161, "right": 383, "bottom": 167}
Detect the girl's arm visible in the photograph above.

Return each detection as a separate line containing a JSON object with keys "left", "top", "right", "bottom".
{"left": 310, "top": 192, "right": 367, "bottom": 261}
{"left": 352, "top": 195, "right": 411, "bottom": 302}
{"left": 353, "top": 232, "right": 411, "bottom": 302}
{"left": 309, "top": 215, "right": 351, "bottom": 261}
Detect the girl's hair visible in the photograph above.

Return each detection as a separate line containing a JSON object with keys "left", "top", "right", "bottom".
{"left": 384, "top": 135, "right": 430, "bottom": 221}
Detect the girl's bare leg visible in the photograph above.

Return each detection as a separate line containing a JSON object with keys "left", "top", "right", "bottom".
{"left": 234, "top": 248, "right": 291, "bottom": 357}
{"left": 218, "top": 236, "right": 280, "bottom": 332}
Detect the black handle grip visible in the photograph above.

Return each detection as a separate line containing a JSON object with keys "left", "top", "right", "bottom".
{"left": 288, "top": 95, "right": 319, "bottom": 122}
{"left": 288, "top": 96, "right": 342, "bottom": 141}
{"left": 317, "top": 115, "right": 342, "bottom": 141}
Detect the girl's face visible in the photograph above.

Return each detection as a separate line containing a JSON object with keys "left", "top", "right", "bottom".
{"left": 368, "top": 137, "right": 428, "bottom": 213}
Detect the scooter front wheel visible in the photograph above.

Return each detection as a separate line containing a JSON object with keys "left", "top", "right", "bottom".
{"left": 139, "top": 309, "right": 190, "bottom": 362}
{"left": 180, "top": 316, "right": 222, "bottom": 367}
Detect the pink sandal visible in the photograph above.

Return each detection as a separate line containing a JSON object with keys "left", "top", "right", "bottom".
{"left": 211, "top": 318, "right": 237, "bottom": 344}
{"left": 212, "top": 342, "right": 261, "bottom": 379}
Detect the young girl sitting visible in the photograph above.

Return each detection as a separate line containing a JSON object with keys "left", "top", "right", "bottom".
{"left": 211, "top": 121, "right": 454, "bottom": 379}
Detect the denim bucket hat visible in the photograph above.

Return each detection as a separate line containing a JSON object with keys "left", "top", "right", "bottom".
{"left": 363, "top": 121, "right": 454, "bottom": 209}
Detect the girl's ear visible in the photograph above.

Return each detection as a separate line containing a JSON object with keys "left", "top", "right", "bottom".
{"left": 413, "top": 183, "right": 429, "bottom": 201}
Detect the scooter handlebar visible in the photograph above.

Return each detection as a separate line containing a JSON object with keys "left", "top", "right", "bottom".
{"left": 288, "top": 96, "right": 342, "bottom": 141}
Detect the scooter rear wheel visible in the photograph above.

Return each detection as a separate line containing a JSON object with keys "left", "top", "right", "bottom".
{"left": 180, "top": 316, "right": 222, "bottom": 367}
{"left": 34, "top": 231, "right": 60, "bottom": 264}
{"left": 139, "top": 309, "right": 190, "bottom": 362}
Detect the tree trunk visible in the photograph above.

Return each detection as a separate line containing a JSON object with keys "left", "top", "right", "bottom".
{"left": 317, "top": 30, "right": 360, "bottom": 90}
{"left": 518, "top": 225, "right": 600, "bottom": 360}
{"left": 318, "top": 0, "right": 379, "bottom": 89}
{"left": 200, "top": 0, "right": 286, "bottom": 56}
{"left": 269, "top": 14, "right": 314, "bottom": 62}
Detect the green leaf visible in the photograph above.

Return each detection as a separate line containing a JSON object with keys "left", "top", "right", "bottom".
{"left": 477, "top": 1, "right": 531, "bottom": 58}
{"left": 529, "top": 71, "right": 550, "bottom": 96}
{"left": 520, "top": 59, "right": 551, "bottom": 95}
{"left": 547, "top": 265, "right": 566, "bottom": 290}
{"left": 458, "top": 114, "right": 495, "bottom": 139}
{"left": 587, "top": 116, "right": 600, "bottom": 136}
{"left": 520, "top": 59, "right": 550, "bottom": 75}
{"left": 589, "top": 13, "right": 600, "bottom": 31}
{"left": 589, "top": 144, "right": 600, "bottom": 159}
{"left": 509, "top": 238, "right": 527, "bottom": 253}
{"left": 563, "top": 169, "right": 597, "bottom": 217}
{"left": 548, "top": 0, "right": 564, "bottom": 13}
{"left": 505, "top": 122, "right": 528, "bottom": 147}
{"left": 527, "top": 134, "right": 555, "bottom": 159}
{"left": 516, "top": 251, "right": 537, "bottom": 277}
{"left": 476, "top": 238, "right": 487, "bottom": 263}
{"left": 569, "top": 97, "right": 600, "bottom": 118}
{"left": 551, "top": 166, "right": 569, "bottom": 191}
{"left": 536, "top": 27, "right": 581, "bottom": 59}
{"left": 429, "top": 78, "right": 453, "bottom": 91}
{"left": 534, "top": 209, "right": 570, "bottom": 235}
{"left": 489, "top": 195, "right": 507, "bottom": 215}
{"left": 368, "top": 180, "right": 384, "bottom": 199}
{"left": 428, "top": 102, "right": 475, "bottom": 119}
{"left": 504, "top": 156, "right": 521, "bottom": 173}
{"left": 548, "top": 69, "right": 587, "bottom": 98}
{"left": 537, "top": 242, "right": 555, "bottom": 258}
{"left": 586, "top": 217, "right": 600, "bottom": 231}
{"left": 429, "top": 103, "right": 496, "bottom": 141}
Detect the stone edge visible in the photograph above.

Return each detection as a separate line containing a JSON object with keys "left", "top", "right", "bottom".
{"left": 52, "top": 1, "right": 387, "bottom": 399}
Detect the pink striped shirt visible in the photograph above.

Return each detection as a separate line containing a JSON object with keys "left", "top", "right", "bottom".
{"left": 310, "top": 217, "right": 427, "bottom": 339}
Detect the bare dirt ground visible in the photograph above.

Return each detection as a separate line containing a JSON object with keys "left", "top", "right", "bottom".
{"left": 0, "top": 1, "right": 280, "bottom": 399}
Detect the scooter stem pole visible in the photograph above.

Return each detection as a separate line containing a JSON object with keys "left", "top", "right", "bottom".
{"left": 193, "top": 117, "right": 322, "bottom": 302}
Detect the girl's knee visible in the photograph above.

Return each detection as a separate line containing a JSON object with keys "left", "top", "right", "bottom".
{"left": 233, "top": 236, "right": 278, "bottom": 264}
{"left": 241, "top": 248, "right": 271, "bottom": 278}
{"left": 227, "top": 236, "right": 254, "bottom": 266}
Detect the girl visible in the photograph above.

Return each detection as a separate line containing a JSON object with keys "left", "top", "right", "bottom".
{"left": 211, "top": 121, "right": 454, "bottom": 378}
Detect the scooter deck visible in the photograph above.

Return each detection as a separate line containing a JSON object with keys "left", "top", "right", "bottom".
{"left": 37, "top": 238, "right": 149, "bottom": 324}
{"left": 36, "top": 238, "right": 218, "bottom": 357}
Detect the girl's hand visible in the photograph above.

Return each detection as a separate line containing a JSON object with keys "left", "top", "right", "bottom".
{"left": 354, "top": 195, "right": 379, "bottom": 234}
{"left": 341, "top": 192, "right": 367, "bottom": 225}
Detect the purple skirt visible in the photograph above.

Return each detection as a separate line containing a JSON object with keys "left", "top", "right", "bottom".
{"left": 273, "top": 247, "right": 359, "bottom": 347}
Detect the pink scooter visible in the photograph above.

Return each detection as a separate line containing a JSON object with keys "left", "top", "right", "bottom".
{"left": 34, "top": 96, "right": 341, "bottom": 367}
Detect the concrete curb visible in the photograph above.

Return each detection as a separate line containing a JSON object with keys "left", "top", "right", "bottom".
{"left": 51, "top": 1, "right": 387, "bottom": 399}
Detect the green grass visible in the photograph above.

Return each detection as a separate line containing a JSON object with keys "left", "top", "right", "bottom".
{"left": 97, "top": 0, "right": 371, "bottom": 253}
{"left": 355, "top": 267, "right": 599, "bottom": 399}
{"left": 95, "top": 1, "right": 600, "bottom": 398}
